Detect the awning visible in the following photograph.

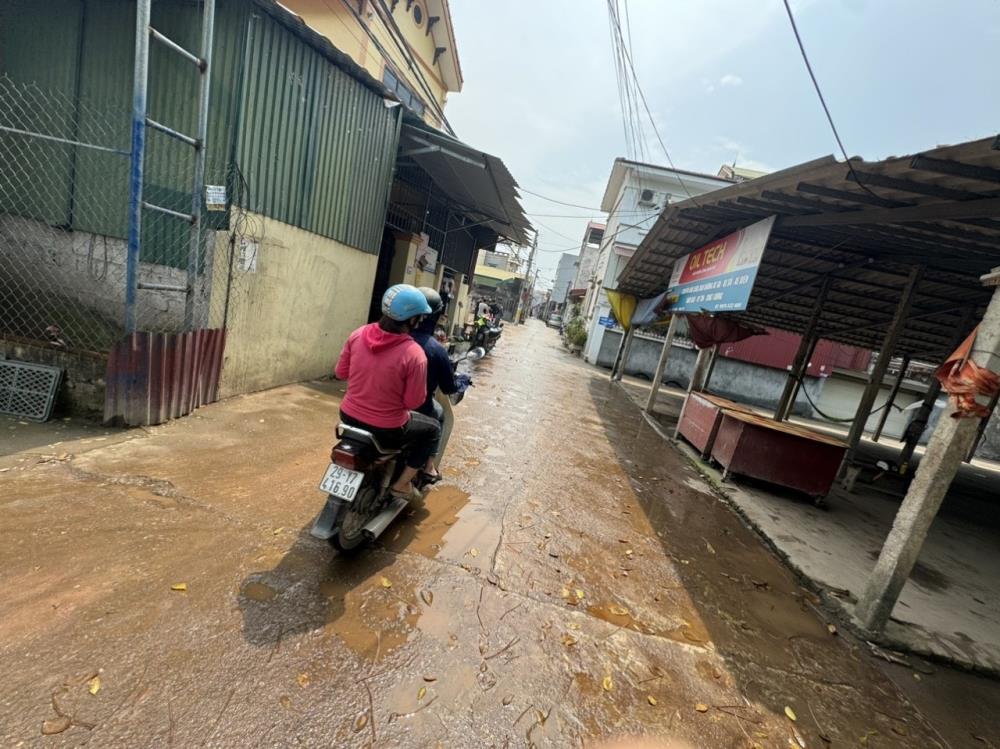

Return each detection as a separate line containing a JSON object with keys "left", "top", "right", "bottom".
{"left": 617, "top": 136, "right": 1000, "bottom": 360}
{"left": 399, "top": 116, "right": 532, "bottom": 245}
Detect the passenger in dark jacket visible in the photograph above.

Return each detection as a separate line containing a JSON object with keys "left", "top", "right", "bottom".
{"left": 412, "top": 288, "right": 460, "bottom": 420}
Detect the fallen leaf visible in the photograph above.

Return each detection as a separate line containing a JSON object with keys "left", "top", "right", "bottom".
{"left": 417, "top": 686, "right": 427, "bottom": 700}
{"left": 420, "top": 589, "right": 433, "bottom": 606}
{"left": 273, "top": 527, "right": 283, "bottom": 535}
{"left": 784, "top": 706, "right": 797, "bottom": 721}
{"left": 625, "top": 549, "right": 634, "bottom": 557}
{"left": 704, "top": 540, "right": 716, "bottom": 555}
{"left": 561, "top": 587, "right": 571, "bottom": 599}
{"left": 575, "top": 589, "right": 585, "bottom": 600}
{"left": 792, "top": 726, "right": 806, "bottom": 747}
{"left": 379, "top": 576, "right": 392, "bottom": 589}
{"left": 562, "top": 634, "right": 577, "bottom": 647}
{"left": 297, "top": 673, "right": 310, "bottom": 688}
{"left": 502, "top": 694, "right": 514, "bottom": 706}
{"left": 353, "top": 712, "right": 369, "bottom": 732}
{"left": 602, "top": 676, "right": 613, "bottom": 692}
{"left": 41, "top": 716, "right": 72, "bottom": 735}
{"left": 544, "top": 533, "right": 552, "bottom": 539}
{"left": 609, "top": 605, "right": 630, "bottom": 617}
{"left": 827, "top": 624, "right": 838, "bottom": 636}
{"left": 695, "top": 703, "right": 709, "bottom": 713}
{"left": 913, "top": 673, "right": 922, "bottom": 681}
{"left": 170, "top": 582, "right": 187, "bottom": 592}
{"left": 88, "top": 675, "right": 101, "bottom": 695}
{"left": 469, "top": 547, "right": 479, "bottom": 557}
{"left": 647, "top": 695, "right": 658, "bottom": 706}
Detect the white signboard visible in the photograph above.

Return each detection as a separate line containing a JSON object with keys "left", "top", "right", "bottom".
{"left": 238, "top": 239, "right": 258, "bottom": 273}
{"left": 205, "top": 184, "right": 227, "bottom": 211}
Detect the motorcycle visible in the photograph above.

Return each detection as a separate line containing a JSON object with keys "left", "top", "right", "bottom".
{"left": 471, "top": 315, "right": 503, "bottom": 352}
{"left": 310, "top": 346, "right": 485, "bottom": 554}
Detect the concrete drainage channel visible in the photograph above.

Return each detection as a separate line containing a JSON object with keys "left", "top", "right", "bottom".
{"left": 627, "top": 385, "right": 996, "bottom": 680}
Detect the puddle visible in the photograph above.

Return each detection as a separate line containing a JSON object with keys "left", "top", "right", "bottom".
{"left": 241, "top": 581, "right": 278, "bottom": 602}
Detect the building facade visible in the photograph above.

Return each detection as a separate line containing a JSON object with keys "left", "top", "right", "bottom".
{"left": 549, "top": 252, "right": 579, "bottom": 313}
{"left": 582, "top": 159, "right": 733, "bottom": 364}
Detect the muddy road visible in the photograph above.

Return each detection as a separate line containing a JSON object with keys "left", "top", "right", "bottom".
{"left": 1, "top": 321, "right": 996, "bottom": 747}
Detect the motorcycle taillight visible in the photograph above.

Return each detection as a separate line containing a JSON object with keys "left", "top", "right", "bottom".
{"left": 331, "top": 444, "right": 367, "bottom": 471}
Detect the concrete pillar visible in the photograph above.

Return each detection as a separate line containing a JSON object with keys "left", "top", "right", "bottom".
{"left": 966, "top": 389, "right": 999, "bottom": 462}
{"left": 857, "top": 272, "right": 1000, "bottom": 632}
{"left": 775, "top": 277, "right": 832, "bottom": 421}
{"left": 644, "top": 314, "right": 680, "bottom": 414}
{"left": 703, "top": 344, "right": 719, "bottom": 392}
{"left": 611, "top": 326, "right": 636, "bottom": 382}
{"left": 842, "top": 267, "right": 922, "bottom": 470}
{"left": 873, "top": 354, "right": 909, "bottom": 442}
{"left": 673, "top": 345, "right": 715, "bottom": 439}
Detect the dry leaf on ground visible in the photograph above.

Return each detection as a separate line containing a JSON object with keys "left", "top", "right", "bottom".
{"left": 784, "top": 706, "right": 797, "bottom": 721}
{"left": 87, "top": 676, "right": 101, "bottom": 695}
{"left": 417, "top": 686, "right": 427, "bottom": 700}
{"left": 170, "top": 583, "right": 187, "bottom": 592}
{"left": 647, "top": 695, "right": 658, "bottom": 706}
{"left": 380, "top": 576, "right": 392, "bottom": 589}
{"left": 602, "top": 676, "right": 613, "bottom": 691}
{"left": 695, "top": 703, "right": 709, "bottom": 713}
{"left": 562, "top": 634, "right": 577, "bottom": 647}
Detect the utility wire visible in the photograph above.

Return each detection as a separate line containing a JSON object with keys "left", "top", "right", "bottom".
{"left": 534, "top": 213, "right": 659, "bottom": 254}
{"left": 604, "top": 0, "right": 701, "bottom": 206}
{"left": 780, "top": 0, "right": 881, "bottom": 200}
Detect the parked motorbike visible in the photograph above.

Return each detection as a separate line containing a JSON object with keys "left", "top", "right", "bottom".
{"left": 311, "top": 346, "right": 485, "bottom": 554}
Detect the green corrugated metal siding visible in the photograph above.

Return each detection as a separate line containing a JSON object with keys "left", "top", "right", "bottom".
{"left": 236, "top": 10, "right": 399, "bottom": 253}
{"left": 0, "top": 0, "right": 398, "bottom": 258}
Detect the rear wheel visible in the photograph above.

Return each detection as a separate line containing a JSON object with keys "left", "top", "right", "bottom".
{"left": 329, "top": 480, "right": 381, "bottom": 554}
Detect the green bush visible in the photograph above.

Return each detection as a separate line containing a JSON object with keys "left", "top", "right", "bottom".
{"left": 564, "top": 318, "right": 587, "bottom": 347}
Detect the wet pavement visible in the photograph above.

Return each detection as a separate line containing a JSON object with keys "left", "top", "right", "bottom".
{"left": 2, "top": 321, "right": 998, "bottom": 747}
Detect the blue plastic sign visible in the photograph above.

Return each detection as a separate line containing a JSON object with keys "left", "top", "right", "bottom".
{"left": 665, "top": 216, "right": 775, "bottom": 314}
{"left": 599, "top": 316, "right": 616, "bottom": 328}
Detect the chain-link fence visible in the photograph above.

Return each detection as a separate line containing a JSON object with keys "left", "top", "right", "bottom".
{"left": 0, "top": 73, "right": 249, "bottom": 358}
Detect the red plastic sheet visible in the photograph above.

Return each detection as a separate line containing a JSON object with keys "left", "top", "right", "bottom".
{"left": 686, "top": 314, "right": 767, "bottom": 350}
{"left": 936, "top": 326, "right": 999, "bottom": 418}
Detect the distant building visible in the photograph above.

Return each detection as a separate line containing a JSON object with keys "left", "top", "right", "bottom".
{"left": 570, "top": 222, "right": 605, "bottom": 306}
{"left": 549, "top": 252, "right": 579, "bottom": 312}
{"left": 582, "top": 159, "right": 733, "bottom": 364}
{"left": 717, "top": 164, "right": 768, "bottom": 183}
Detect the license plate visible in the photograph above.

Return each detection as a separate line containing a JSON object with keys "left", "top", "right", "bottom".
{"left": 318, "top": 463, "right": 364, "bottom": 501}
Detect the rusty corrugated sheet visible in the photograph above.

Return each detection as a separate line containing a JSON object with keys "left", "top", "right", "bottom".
{"left": 718, "top": 326, "right": 872, "bottom": 376}
{"left": 104, "top": 329, "right": 226, "bottom": 426}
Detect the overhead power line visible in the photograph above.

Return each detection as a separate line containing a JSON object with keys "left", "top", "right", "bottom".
{"left": 780, "top": 0, "right": 880, "bottom": 199}
{"left": 604, "top": 0, "right": 701, "bottom": 206}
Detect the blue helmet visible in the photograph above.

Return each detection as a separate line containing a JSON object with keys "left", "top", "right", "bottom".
{"left": 382, "top": 283, "right": 432, "bottom": 322}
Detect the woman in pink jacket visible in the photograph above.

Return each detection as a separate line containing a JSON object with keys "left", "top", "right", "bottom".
{"left": 335, "top": 284, "right": 441, "bottom": 497}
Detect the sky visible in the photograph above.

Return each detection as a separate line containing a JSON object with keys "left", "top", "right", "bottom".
{"left": 444, "top": 0, "right": 1000, "bottom": 290}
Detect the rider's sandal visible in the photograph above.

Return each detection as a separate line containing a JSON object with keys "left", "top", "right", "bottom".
{"left": 421, "top": 472, "right": 443, "bottom": 486}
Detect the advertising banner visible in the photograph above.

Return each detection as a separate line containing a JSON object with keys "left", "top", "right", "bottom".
{"left": 665, "top": 216, "right": 775, "bottom": 314}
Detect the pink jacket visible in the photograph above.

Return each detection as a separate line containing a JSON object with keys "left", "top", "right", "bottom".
{"left": 335, "top": 323, "right": 428, "bottom": 428}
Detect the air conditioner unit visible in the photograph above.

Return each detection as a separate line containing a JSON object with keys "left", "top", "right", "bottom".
{"left": 638, "top": 188, "right": 656, "bottom": 206}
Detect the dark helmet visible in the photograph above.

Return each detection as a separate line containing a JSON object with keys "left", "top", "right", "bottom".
{"left": 417, "top": 286, "right": 444, "bottom": 314}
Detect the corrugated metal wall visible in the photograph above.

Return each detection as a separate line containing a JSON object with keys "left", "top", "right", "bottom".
{"left": 718, "top": 327, "right": 873, "bottom": 377}
{"left": 0, "top": 0, "right": 399, "bottom": 256}
{"left": 237, "top": 8, "right": 400, "bottom": 254}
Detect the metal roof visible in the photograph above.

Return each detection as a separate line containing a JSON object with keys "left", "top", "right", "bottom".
{"left": 618, "top": 136, "right": 1000, "bottom": 361}
{"left": 400, "top": 117, "right": 533, "bottom": 245}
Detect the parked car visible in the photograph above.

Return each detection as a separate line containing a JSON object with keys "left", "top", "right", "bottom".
{"left": 546, "top": 314, "right": 563, "bottom": 329}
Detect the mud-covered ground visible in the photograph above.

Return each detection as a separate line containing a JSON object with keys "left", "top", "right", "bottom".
{"left": 1, "top": 321, "right": 998, "bottom": 748}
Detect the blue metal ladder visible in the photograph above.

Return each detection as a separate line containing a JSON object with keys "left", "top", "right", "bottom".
{"left": 125, "top": 0, "right": 216, "bottom": 333}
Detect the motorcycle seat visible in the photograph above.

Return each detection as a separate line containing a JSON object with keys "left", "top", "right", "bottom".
{"left": 337, "top": 424, "right": 401, "bottom": 456}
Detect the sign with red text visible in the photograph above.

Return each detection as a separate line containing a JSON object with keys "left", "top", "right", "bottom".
{"left": 665, "top": 216, "right": 775, "bottom": 313}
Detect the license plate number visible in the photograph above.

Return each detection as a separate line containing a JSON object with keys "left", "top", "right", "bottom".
{"left": 319, "top": 463, "right": 364, "bottom": 501}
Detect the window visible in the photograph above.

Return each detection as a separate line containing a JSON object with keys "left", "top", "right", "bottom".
{"left": 382, "top": 66, "right": 425, "bottom": 117}
{"left": 412, "top": 3, "right": 423, "bottom": 25}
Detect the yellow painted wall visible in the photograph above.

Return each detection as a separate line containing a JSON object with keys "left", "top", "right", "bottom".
{"left": 210, "top": 213, "right": 378, "bottom": 399}
{"left": 281, "top": 0, "right": 449, "bottom": 128}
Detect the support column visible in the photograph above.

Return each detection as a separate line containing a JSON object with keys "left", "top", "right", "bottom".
{"left": 872, "top": 354, "right": 909, "bottom": 442}
{"left": 856, "top": 271, "right": 1000, "bottom": 632}
{"left": 774, "top": 277, "right": 832, "bottom": 421}
{"left": 899, "top": 306, "right": 975, "bottom": 469}
{"left": 842, "top": 267, "right": 922, "bottom": 470}
{"left": 644, "top": 314, "right": 679, "bottom": 414}
{"left": 611, "top": 327, "right": 636, "bottom": 382}
{"left": 673, "top": 345, "right": 715, "bottom": 439}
